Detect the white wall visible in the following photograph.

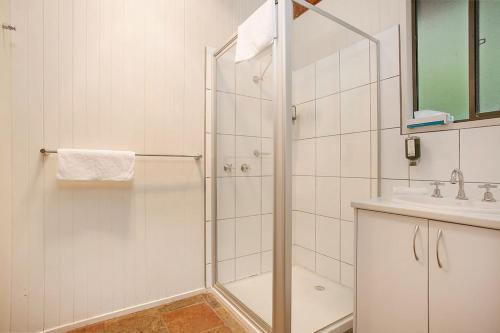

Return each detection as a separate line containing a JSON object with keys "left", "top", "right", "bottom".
{"left": 0, "top": 0, "right": 12, "bottom": 331}
{"left": 6, "top": 0, "right": 262, "bottom": 332}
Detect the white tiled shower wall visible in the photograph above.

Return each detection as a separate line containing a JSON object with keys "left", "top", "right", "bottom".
{"left": 300, "top": 0, "right": 500, "bottom": 202}
{"left": 205, "top": 47, "right": 274, "bottom": 286}
{"left": 290, "top": 34, "right": 385, "bottom": 288}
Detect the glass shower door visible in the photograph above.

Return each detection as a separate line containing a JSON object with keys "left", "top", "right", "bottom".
{"left": 288, "top": 1, "right": 379, "bottom": 332}
{"left": 212, "top": 40, "right": 275, "bottom": 332}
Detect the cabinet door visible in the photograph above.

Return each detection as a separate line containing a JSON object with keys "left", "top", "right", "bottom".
{"left": 356, "top": 210, "right": 428, "bottom": 333}
{"left": 429, "top": 221, "right": 500, "bottom": 333}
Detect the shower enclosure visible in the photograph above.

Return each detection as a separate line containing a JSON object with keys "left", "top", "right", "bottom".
{"left": 208, "top": 1, "right": 380, "bottom": 332}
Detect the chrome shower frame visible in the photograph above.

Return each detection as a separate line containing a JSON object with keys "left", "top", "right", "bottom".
{"left": 209, "top": 1, "right": 381, "bottom": 332}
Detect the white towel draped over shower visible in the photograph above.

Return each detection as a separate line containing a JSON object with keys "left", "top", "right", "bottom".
{"left": 235, "top": 0, "right": 276, "bottom": 63}
{"left": 56, "top": 149, "right": 135, "bottom": 181}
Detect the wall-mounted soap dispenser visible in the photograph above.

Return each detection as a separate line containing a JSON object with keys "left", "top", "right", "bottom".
{"left": 405, "top": 136, "right": 421, "bottom": 166}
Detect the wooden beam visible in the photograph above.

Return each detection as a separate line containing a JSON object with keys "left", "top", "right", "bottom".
{"left": 293, "top": 0, "right": 322, "bottom": 19}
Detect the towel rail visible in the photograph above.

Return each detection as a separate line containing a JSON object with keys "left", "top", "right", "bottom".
{"left": 40, "top": 148, "right": 202, "bottom": 160}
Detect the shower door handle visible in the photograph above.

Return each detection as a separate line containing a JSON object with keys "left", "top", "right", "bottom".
{"left": 290, "top": 105, "right": 297, "bottom": 122}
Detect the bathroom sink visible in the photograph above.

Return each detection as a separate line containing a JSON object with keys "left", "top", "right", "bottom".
{"left": 392, "top": 194, "right": 500, "bottom": 215}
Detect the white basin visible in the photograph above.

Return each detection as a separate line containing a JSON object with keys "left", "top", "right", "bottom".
{"left": 392, "top": 194, "right": 500, "bottom": 215}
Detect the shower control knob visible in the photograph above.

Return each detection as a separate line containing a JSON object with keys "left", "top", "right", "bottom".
{"left": 240, "top": 163, "right": 250, "bottom": 173}
{"left": 223, "top": 163, "right": 234, "bottom": 174}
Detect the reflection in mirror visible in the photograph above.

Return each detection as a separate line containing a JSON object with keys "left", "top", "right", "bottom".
{"left": 413, "top": 0, "right": 500, "bottom": 123}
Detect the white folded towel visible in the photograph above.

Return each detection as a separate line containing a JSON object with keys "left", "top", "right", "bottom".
{"left": 57, "top": 149, "right": 135, "bottom": 181}
{"left": 235, "top": 0, "right": 276, "bottom": 63}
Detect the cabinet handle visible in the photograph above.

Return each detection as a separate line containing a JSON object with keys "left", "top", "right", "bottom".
{"left": 413, "top": 225, "right": 420, "bottom": 261}
{"left": 436, "top": 229, "right": 443, "bottom": 268}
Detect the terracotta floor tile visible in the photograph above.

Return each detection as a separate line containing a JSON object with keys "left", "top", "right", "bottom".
{"left": 104, "top": 312, "right": 167, "bottom": 333}
{"left": 67, "top": 322, "right": 105, "bottom": 333}
{"left": 201, "top": 326, "right": 232, "bottom": 333}
{"left": 202, "top": 293, "right": 222, "bottom": 309}
{"left": 162, "top": 303, "right": 224, "bottom": 333}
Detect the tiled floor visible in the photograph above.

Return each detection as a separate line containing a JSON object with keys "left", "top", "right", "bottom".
{"left": 67, "top": 293, "right": 249, "bottom": 333}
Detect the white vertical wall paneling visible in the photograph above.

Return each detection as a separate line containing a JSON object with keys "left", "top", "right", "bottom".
{"left": 8, "top": 0, "right": 260, "bottom": 331}
{"left": 11, "top": 0, "right": 29, "bottom": 330}
{"left": 0, "top": 0, "right": 12, "bottom": 330}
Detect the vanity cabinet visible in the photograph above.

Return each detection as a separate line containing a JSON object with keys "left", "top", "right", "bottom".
{"left": 429, "top": 221, "right": 500, "bottom": 333}
{"left": 356, "top": 210, "right": 500, "bottom": 333}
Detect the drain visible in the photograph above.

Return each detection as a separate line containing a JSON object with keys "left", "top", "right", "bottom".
{"left": 314, "top": 285, "right": 325, "bottom": 291}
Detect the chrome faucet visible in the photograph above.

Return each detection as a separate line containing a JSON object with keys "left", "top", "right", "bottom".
{"left": 450, "top": 168, "right": 468, "bottom": 200}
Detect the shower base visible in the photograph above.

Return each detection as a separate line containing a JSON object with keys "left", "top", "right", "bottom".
{"left": 224, "top": 266, "right": 353, "bottom": 332}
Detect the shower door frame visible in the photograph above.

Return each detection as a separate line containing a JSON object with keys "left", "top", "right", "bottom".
{"left": 210, "top": 1, "right": 381, "bottom": 332}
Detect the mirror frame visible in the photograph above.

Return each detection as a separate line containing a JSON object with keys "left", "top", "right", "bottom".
{"left": 402, "top": 0, "right": 500, "bottom": 134}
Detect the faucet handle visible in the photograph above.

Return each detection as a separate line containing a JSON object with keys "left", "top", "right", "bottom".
{"left": 478, "top": 184, "right": 497, "bottom": 202}
{"left": 430, "top": 181, "right": 444, "bottom": 198}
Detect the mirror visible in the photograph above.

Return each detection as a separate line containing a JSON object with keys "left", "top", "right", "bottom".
{"left": 413, "top": 0, "right": 500, "bottom": 122}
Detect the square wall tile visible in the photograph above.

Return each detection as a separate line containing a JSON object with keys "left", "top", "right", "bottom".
{"left": 235, "top": 254, "right": 260, "bottom": 280}
{"left": 216, "top": 48, "right": 235, "bottom": 93}
{"left": 235, "top": 177, "right": 261, "bottom": 217}
{"left": 236, "top": 59, "right": 260, "bottom": 98}
{"left": 341, "top": 85, "right": 371, "bottom": 133}
{"left": 235, "top": 216, "right": 261, "bottom": 257}
{"left": 262, "top": 176, "right": 274, "bottom": 214}
{"left": 316, "top": 136, "right": 340, "bottom": 177}
{"left": 341, "top": 178, "right": 371, "bottom": 221}
{"left": 316, "top": 216, "right": 341, "bottom": 259}
{"left": 217, "top": 135, "right": 235, "bottom": 177}
{"left": 261, "top": 251, "right": 273, "bottom": 273}
{"left": 293, "top": 139, "right": 316, "bottom": 175}
{"left": 316, "top": 94, "right": 340, "bottom": 137}
{"left": 293, "top": 101, "right": 316, "bottom": 140}
{"left": 380, "top": 179, "right": 410, "bottom": 199}
{"left": 217, "top": 177, "right": 235, "bottom": 219}
{"left": 340, "top": 39, "right": 370, "bottom": 91}
{"left": 293, "top": 63, "right": 315, "bottom": 104}
{"left": 341, "top": 131, "right": 371, "bottom": 178}
{"left": 217, "top": 92, "right": 235, "bottom": 135}
{"left": 410, "top": 180, "right": 458, "bottom": 200}
{"left": 316, "top": 52, "right": 340, "bottom": 98}
{"left": 293, "top": 211, "right": 316, "bottom": 251}
{"left": 461, "top": 126, "right": 500, "bottom": 183}
{"left": 262, "top": 214, "right": 273, "bottom": 251}
{"left": 379, "top": 76, "right": 401, "bottom": 129}
{"left": 236, "top": 95, "right": 261, "bottom": 137}
{"left": 341, "top": 221, "right": 354, "bottom": 265}
{"left": 293, "top": 245, "right": 315, "bottom": 271}
{"left": 410, "top": 130, "right": 459, "bottom": 181}
{"left": 217, "top": 219, "right": 235, "bottom": 261}
{"left": 217, "top": 260, "right": 235, "bottom": 284}
{"left": 293, "top": 176, "right": 316, "bottom": 213}
{"left": 262, "top": 100, "right": 274, "bottom": 138}
{"left": 262, "top": 139, "right": 274, "bottom": 176}
{"left": 316, "top": 254, "right": 340, "bottom": 283}
{"left": 375, "top": 25, "right": 400, "bottom": 80}
{"left": 235, "top": 136, "right": 261, "bottom": 176}
{"left": 316, "top": 177, "right": 341, "bottom": 219}
{"left": 261, "top": 55, "right": 274, "bottom": 101}
{"left": 341, "top": 262, "right": 354, "bottom": 288}
{"left": 380, "top": 128, "right": 408, "bottom": 179}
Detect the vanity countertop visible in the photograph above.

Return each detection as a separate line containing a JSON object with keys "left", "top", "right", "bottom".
{"left": 352, "top": 197, "right": 500, "bottom": 230}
